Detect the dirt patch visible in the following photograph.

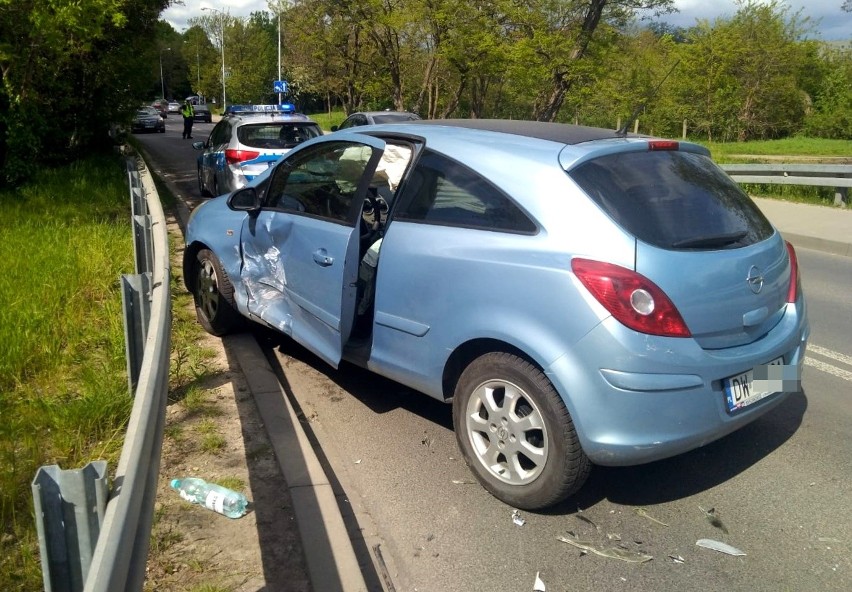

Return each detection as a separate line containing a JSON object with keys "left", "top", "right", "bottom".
{"left": 144, "top": 213, "right": 311, "bottom": 592}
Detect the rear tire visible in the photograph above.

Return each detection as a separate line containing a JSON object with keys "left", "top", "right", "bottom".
{"left": 452, "top": 352, "right": 590, "bottom": 510}
{"left": 198, "top": 166, "right": 210, "bottom": 197}
{"left": 192, "top": 249, "right": 242, "bottom": 336}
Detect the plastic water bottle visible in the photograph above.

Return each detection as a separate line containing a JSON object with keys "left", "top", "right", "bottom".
{"left": 170, "top": 477, "right": 248, "bottom": 519}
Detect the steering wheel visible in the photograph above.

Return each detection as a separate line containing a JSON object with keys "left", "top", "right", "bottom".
{"left": 360, "top": 196, "right": 382, "bottom": 242}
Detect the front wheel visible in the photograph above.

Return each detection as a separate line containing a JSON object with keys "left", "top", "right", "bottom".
{"left": 452, "top": 352, "right": 590, "bottom": 510}
{"left": 192, "top": 249, "right": 242, "bottom": 336}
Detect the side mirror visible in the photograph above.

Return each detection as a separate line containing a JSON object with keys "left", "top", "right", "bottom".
{"left": 228, "top": 187, "right": 261, "bottom": 213}
{"left": 330, "top": 125, "right": 339, "bottom": 132}
{"left": 191, "top": 141, "right": 204, "bottom": 150}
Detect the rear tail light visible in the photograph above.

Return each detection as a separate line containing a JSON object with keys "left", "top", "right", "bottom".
{"left": 572, "top": 258, "right": 691, "bottom": 337}
{"left": 785, "top": 241, "right": 801, "bottom": 303}
{"left": 225, "top": 149, "right": 260, "bottom": 165}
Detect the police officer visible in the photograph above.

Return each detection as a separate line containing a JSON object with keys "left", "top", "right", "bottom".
{"left": 180, "top": 100, "right": 195, "bottom": 139}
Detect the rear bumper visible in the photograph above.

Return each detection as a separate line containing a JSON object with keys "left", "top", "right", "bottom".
{"left": 546, "top": 299, "right": 809, "bottom": 466}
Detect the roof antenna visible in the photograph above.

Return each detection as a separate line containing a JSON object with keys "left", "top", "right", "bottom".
{"left": 617, "top": 59, "right": 680, "bottom": 136}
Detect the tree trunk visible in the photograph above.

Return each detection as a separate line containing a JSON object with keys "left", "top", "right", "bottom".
{"left": 534, "top": 0, "right": 608, "bottom": 122}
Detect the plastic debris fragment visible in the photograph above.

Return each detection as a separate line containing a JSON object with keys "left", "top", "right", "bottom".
{"left": 557, "top": 534, "right": 653, "bottom": 563}
{"left": 669, "top": 554, "right": 685, "bottom": 564}
{"left": 607, "top": 533, "right": 622, "bottom": 541}
{"left": 818, "top": 537, "right": 841, "bottom": 543}
{"left": 512, "top": 509, "right": 526, "bottom": 526}
{"left": 699, "top": 506, "right": 729, "bottom": 534}
{"left": 533, "top": 571, "right": 546, "bottom": 591}
{"left": 451, "top": 479, "right": 476, "bottom": 485}
{"left": 696, "top": 539, "right": 746, "bottom": 556}
{"left": 634, "top": 507, "right": 669, "bottom": 527}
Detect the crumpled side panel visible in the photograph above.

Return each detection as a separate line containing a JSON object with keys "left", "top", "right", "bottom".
{"left": 240, "top": 214, "right": 295, "bottom": 334}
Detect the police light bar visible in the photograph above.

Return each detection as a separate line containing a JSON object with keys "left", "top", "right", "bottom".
{"left": 226, "top": 103, "right": 296, "bottom": 115}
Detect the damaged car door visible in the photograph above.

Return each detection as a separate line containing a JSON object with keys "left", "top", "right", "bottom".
{"left": 239, "top": 137, "right": 385, "bottom": 367}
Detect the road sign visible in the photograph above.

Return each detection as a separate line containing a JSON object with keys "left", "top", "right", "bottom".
{"left": 273, "top": 80, "right": 288, "bottom": 94}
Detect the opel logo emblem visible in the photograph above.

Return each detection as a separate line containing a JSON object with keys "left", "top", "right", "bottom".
{"left": 746, "top": 265, "right": 764, "bottom": 294}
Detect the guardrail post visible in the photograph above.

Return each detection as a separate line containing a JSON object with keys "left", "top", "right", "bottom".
{"left": 31, "top": 462, "right": 109, "bottom": 592}
{"left": 132, "top": 213, "right": 154, "bottom": 274}
{"left": 121, "top": 272, "right": 152, "bottom": 394}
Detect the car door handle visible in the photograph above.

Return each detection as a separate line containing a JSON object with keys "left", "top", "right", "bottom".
{"left": 312, "top": 249, "right": 334, "bottom": 267}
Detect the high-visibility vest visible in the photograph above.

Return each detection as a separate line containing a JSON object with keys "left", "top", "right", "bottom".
{"left": 181, "top": 103, "right": 194, "bottom": 118}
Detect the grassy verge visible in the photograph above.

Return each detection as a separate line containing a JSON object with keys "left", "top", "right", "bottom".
{"left": 695, "top": 137, "right": 852, "bottom": 207}
{"left": 307, "top": 108, "right": 347, "bottom": 132}
{"left": 0, "top": 153, "right": 135, "bottom": 590}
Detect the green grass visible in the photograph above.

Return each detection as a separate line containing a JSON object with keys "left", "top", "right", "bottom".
{"left": 307, "top": 108, "right": 347, "bottom": 132}
{"left": 0, "top": 153, "right": 135, "bottom": 591}
{"left": 697, "top": 137, "right": 852, "bottom": 162}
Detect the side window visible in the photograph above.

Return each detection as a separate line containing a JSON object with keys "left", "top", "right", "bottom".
{"left": 395, "top": 150, "right": 537, "bottom": 233}
{"left": 210, "top": 121, "right": 229, "bottom": 145}
{"left": 264, "top": 142, "right": 377, "bottom": 224}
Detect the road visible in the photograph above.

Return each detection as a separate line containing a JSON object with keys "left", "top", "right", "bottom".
{"left": 135, "top": 125, "right": 851, "bottom": 592}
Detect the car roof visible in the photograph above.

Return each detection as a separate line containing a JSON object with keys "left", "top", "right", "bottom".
{"left": 404, "top": 119, "right": 625, "bottom": 144}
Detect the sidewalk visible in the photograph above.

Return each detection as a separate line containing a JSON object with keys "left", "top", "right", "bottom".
{"left": 753, "top": 197, "right": 852, "bottom": 257}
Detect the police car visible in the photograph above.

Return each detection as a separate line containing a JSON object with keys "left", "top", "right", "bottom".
{"left": 193, "top": 104, "right": 322, "bottom": 196}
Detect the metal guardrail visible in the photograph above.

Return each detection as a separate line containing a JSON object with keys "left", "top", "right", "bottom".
{"left": 720, "top": 163, "right": 851, "bottom": 206}
{"left": 31, "top": 154, "right": 171, "bottom": 592}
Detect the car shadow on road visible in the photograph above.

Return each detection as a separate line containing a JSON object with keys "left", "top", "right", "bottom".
{"left": 546, "top": 390, "right": 808, "bottom": 514}
{"left": 254, "top": 326, "right": 808, "bottom": 514}
{"left": 256, "top": 327, "right": 454, "bottom": 430}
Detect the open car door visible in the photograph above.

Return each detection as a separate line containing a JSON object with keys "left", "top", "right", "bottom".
{"left": 240, "top": 135, "right": 386, "bottom": 367}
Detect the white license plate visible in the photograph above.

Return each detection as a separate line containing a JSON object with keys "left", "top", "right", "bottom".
{"left": 723, "top": 357, "right": 784, "bottom": 413}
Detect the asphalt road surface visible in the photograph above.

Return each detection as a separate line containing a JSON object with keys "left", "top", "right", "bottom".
{"left": 136, "top": 125, "right": 851, "bottom": 592}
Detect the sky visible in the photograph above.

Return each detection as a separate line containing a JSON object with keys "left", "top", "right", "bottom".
{"left": 162, "top": 1, "right": 852, "bottom": 42}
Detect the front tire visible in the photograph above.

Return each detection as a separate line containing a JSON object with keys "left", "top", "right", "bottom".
{"left": 192, "top": 249, "right": 242, "bottom": 336}
{"left": 452, "top": 352, "right": 590, "bottom": 510}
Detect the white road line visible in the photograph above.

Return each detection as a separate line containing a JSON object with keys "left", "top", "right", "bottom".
{"left": 808, "top": 344, "right": 852, "bottom": 368}
{"left": 805, "top": 357, "right": 852, "bottom": 382}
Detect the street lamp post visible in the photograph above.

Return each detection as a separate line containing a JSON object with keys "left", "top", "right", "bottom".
{"left": 159, "top": 47, "right": 171, "bottom": 99}
{"left": 277, "top": 1, "right": 282, "bottom": 104}
{"left": 202, "top": 6, "right": 227, "bottom": 109}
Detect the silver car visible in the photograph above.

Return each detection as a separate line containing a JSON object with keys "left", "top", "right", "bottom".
{"left": 194, "top": 104, "right": 322, "bottom": 196}
{"left": 183, "top": 120, "right": 809, "bottom": 509}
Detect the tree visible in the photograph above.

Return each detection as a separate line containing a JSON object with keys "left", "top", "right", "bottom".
{"left": 669, "top": 0, "right": 814, "bottom": 141}
{"left": 0, "top": 0, "right": 169, "bottom": 185}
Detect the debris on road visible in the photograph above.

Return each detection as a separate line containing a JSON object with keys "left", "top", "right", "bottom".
{"left": 699, "top": 506, "right": 729, "bottom": 534}
{"left": 669, "top": 554, "right": 686, "bottom": 564}
{"left": 634, "top": 507, "right": 669, "bottom": 527}
{"left": 557, "top": 533, "right": 653, "bottom": 563}
{"left": 575, "top": 511, "right": 600, "bottom": 531}
{"left": 512, "top": 509, "right": 526, "bottom": 527}
{"left": 533, "top": 571, "right": 546, "bottom": 591}
{"left": 696, "top": 539, "right": 746, "bottom": 556}
{"left": 451, "top": 479, "right": 476, "bottom": 485}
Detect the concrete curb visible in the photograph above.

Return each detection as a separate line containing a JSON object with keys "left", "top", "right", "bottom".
{"left": 164, "top": 164, "right": 368, "bottom": 592}
{"left": 782, "top": 232, "right": 852, "bottom": 258}
{"left": 227, "top": 334, "right": 368, "bottom": 592}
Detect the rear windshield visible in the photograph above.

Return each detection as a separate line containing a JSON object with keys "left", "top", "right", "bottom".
{"left": 569, "top": 150, "right": 774, "bottom": 250}
{"left": 238, "top": 122, "right": 322, "bottom": 149}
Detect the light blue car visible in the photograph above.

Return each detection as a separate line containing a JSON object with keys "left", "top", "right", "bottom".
{"left": 183, "top": 120, "right": 809, "bottom": 509}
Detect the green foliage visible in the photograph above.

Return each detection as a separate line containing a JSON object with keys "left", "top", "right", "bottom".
{"left": 0, "top": 153, "right": 134, "bottom": 591}
{"left": 0, "top": 0, "right": 170, "bottom": 186}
